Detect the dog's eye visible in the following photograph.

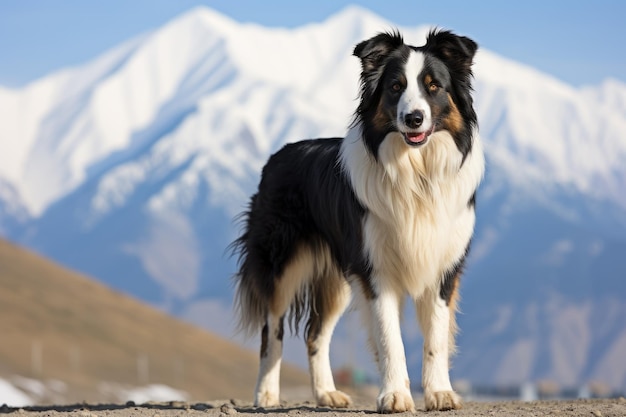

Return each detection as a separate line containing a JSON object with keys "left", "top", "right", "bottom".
{"left": 428, "top": 83, "right": 439, "bottom": 93}
{"left": 391, "top": 82, "right": 402, "bottom": 92}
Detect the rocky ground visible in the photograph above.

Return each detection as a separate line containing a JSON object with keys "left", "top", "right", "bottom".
{"left": 2, "top": 398, "right": 626, "bottom": 417}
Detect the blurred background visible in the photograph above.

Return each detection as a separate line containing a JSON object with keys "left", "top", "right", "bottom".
{"left": 1, "top": 0, "right": 625, "bottom": 407}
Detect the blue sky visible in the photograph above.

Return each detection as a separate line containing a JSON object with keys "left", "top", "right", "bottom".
{"left": 0, "top": 0, "right": 624, "bottom": 88}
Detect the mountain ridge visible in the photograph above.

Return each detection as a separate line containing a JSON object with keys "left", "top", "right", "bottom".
{"left": 2, "top": 6, "right": 626, "bottom": 218}
{"left": 0, "top": 237, "right": 309, "bottom": 404}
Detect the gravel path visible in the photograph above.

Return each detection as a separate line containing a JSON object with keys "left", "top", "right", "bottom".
{"left": 3, "top": 398, "right": 626, "bottom": 417}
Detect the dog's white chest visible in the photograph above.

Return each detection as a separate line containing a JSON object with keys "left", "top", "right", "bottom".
{"left": 344, "top": 129, "right": 484, "bottom": 297}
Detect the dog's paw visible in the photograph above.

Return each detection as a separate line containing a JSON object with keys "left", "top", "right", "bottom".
{"left": 377, "top": 391, "right": 415, "bottom": 413}
{"left": 423, "top": 390, "right": 461, "bottom": 411}
{"left": 254, "top": 391, "right": 280, "bottom": 408}
{"left": 316, "top": 390, "right": 352, "bottom": 408}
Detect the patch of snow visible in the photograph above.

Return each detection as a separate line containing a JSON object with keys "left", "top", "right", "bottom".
{"left": 0, "top": 378, "right": 33, "bottom": 407}
{"left": 120, "top": 384, "right": 188, "bottom": 404}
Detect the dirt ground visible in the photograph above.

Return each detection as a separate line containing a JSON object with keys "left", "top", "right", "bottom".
{"left": 3, "top": 397, "right": 626, "bottom": 417}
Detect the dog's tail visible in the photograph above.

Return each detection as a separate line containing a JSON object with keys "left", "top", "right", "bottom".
{"left": 233, "top": 272, "right": 268, "bottom": 337}
{"left": 229, "top": 207, "right": 269, "bottom": 337}
{"left": 229, "top": 196, "right": 320, "bottom": 338}
{"left": 230, "top": 239, "right": 312, "bottom": 338}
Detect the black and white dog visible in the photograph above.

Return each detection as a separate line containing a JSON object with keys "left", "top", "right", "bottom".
{"left": 232, "top": 29, "right": 483, "bottom": 412}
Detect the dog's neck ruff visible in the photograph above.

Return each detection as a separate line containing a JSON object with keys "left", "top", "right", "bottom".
{"left": 340, "top": 123, "right": 484, "bottom": 297}
{"left": 340, "top": 123, "right": 484, "bottom": 222}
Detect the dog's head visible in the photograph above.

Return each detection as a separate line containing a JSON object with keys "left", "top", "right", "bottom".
{"left": 353, "top": 30, "right": 478, "bottom": 159}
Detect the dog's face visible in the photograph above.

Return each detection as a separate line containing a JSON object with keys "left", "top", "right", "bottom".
{"left": 353, "top": 30, "right": 478, "bottom": 159}
{"left": 378, "top": 48, "right": 451, "bottom": 147}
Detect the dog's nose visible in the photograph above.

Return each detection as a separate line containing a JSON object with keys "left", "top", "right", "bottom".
{"left": 404, "top": 111, "right": 424, "bottom": 128}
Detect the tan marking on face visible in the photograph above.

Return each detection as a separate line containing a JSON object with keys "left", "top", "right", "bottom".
{"left": 374, "top": 98, "right": 391, "bottom": 131}
{"left": 443, "top": 93, "right": 463, "bottom": 134}
{"left": 425, "top": 74, "right": 439, "bottom": 93}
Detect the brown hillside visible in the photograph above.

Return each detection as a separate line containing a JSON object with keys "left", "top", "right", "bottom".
{"left": 0, "top": 238, "right": 309, "bottom": 404}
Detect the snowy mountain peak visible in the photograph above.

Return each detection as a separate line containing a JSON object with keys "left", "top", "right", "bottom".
{"left": 178, "top": 5, "right": 239, "bottom": 30}
{"left": 0, "top": 6, "right": 625, "bottom": 218}
{"left": 321, "top": 4, "right": 391, "bottom": 30}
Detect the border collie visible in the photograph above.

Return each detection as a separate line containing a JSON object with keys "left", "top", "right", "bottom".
{"left": 232, "top": 29, "right": 483, "bottom": 412}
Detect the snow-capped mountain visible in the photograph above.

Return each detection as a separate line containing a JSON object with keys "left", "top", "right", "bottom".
{"left": 1, "top": 5, "right": 625, "bottom": 390}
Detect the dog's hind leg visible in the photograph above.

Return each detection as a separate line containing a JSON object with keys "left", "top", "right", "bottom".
{"left": 306, "top": 276, "right": 352, "bottom": 408}
{"left": 416, "top": 274, "right": 462, "bottom": 411}
{"left": 253, "top": 245, "right": 316, "bottom": 407}
{"left": 255, "top": 313, "right": 285, "bottom": 407}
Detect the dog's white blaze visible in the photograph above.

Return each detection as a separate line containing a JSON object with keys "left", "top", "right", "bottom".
{"left": 398, "top": 51, "right": 432, "bottom": 130}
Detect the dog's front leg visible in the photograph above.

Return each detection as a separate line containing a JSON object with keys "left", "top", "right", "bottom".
{"left": 416, "top": 288, "right": 461, "bottom": 411}
{"left": 370, "top": 289, "right": 415, "bottom": 413}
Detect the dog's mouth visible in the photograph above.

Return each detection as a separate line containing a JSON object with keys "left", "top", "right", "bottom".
{"left": 402, "top": 124, "right": 435, "bottom": 147}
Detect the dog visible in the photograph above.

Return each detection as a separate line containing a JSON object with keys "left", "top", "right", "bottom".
{"left": 231, "top": 29, "right": 483, "bottom": 412}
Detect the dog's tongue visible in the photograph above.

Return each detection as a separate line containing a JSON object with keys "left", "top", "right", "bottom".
{"left": 406, "top": 132, "right": 426, "bottom": 143}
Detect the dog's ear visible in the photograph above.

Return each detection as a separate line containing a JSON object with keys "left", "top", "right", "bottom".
{"left": 424, "top": 29, "right": 478, "bottom": 78}
{"left": 353, "top": 31, "right": 404, "bottom": 102}
{"left": 353, "top": 31, "right": 404, "bottom": 76}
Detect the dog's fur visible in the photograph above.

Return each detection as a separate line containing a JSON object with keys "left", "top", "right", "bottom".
{"left": 231, "top": 29, "right": 484, "bottom": 412}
